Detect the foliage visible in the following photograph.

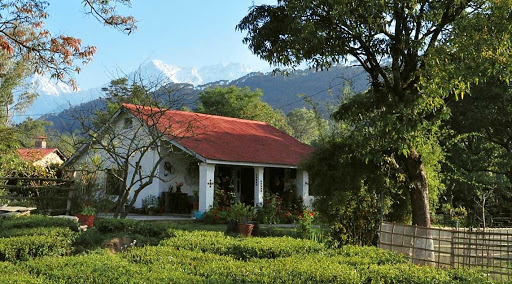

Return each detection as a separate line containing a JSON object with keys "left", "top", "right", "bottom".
{"left": 255, "top": 190, "right": 304, "bottom": 224}
{"left": 238, "top": 0, "right": 512, "bottom": 228}
{"left": 0, "top": 229, "right": 492, "bottom": 283}
{"left": 196, "top": 85, "right": 292, "bottom": 134}
{"left": 141, "top": 194, "right": 158, "bottom": 210}
{"left": 229, "top": 202, "right": 254, "bottom": 223}
{"left": 0, "top": 216, "right": 78, "bottom": 262}
{"left": 14, "top": 118, "right": 51, "bottom": 148}
{"left": 0, "top": 54, "right": 35, "bottom": 126}
{"left": 441, "top": 79, "right": 512, "bottom": 226}
{"left": 286, "top": 107, "right": 327, "bottom": 145}
{"left": 295, "top": 209, "right": 315, "bottom": 239}
{"left": 0, "top": 215, "right": 79, "bottom": 231}
{"left": 0, "top": 0, "right": 135, "bottom": 88}
{"left": 80, "top": 205, "right": 96, "bottom": 216}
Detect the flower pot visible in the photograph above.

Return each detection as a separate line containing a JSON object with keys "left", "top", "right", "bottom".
{"left": 84, "top": 215, "right": 95, "bottom": 227}
{"left": 193, "top": 202, "right": 199, "bottom": 211}
{"left": 238, "top": 223, "right": 254, "bottom": 237}
{"left": 76, "top": 214, "right": 95, "bottom": 227}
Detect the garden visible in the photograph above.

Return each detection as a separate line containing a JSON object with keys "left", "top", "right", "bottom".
{"left": 0, "top": 215, "right": 498, "bottom": 283}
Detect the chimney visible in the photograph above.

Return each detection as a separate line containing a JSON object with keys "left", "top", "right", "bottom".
{"left": 35, "top": 136, "right": 47, "bottom": 149}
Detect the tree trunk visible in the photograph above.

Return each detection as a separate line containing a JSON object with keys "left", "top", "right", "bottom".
{"left": 406, "top": 149, "right": 431, "bottom": 227}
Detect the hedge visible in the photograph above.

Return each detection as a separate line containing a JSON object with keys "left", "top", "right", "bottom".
{"left": 0, "top": 227, "right": 495, "bottom": 283}
{"left": 94, "top": 218, "right": 175, "bottom": 238}
{"left": 160, "top": 230, "right": 325, "bottom": 260}
{"left": 0, "top": 234, "right": 74, "bottom": 262}
{"left": 0, "top": 215, "right": 78, "bottom": 231}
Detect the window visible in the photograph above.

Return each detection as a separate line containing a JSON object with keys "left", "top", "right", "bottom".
{"left": 106, "top": 169, "right": 123, "bottom": 195}
{"left": 124, "top": 117, "right": 133, "bottom": 129}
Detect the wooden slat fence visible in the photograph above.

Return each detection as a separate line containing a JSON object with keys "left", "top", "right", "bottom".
{"left": 0, "top": 177, "right": 75, "bottom": 215}
{"left": 379, "top": 222, "right": 512, "bottom": 281}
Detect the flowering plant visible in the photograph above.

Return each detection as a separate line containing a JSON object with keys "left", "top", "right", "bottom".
{"left": 141, "top": 194, "right": 159, "bottom": 209}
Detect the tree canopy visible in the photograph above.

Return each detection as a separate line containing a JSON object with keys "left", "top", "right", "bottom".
{"left": 196, "top": 85, "right": 292, "bottom": 134}
{"left": 239, "top": 0, "right": 512, "bottom": 227}
{"left": 0, "top": 0, "right": 136, "bottom": 87}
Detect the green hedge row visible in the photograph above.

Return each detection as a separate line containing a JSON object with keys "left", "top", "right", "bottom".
{"left": 160, "top": 230, "right": 325, "bottom": 260}
{"left": 0, "top": 245, "right": 492, "bottom": 283}
{"left": 0, "top": 234, "right": 75, "bottom": 262}
{"left": 0, "top": 215, "right": 78, "bottom": 231}
{"left": 94, "top": 218, "right": 175, "bottom": 238}
{"left": 0, "top": 216, "right": 78, "bottom": 262}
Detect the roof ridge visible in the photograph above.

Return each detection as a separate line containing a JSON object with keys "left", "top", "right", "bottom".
{"left": 122, "top": 103, "right": 270, "bottom": 125}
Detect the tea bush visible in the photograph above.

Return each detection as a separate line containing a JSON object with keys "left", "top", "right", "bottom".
{"left": 160, "top": 230, "right": 324, "bottom": 260}
{"left": 0, "top": 234, "right": 74, "bottom": 262}
{"left": 0, "top": 215, "right": 78, "bottom": 231}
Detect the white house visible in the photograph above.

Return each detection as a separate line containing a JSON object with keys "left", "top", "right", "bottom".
{"left": 18, "top": 136, "right": 66, "bottom": 167}
{"left": 64, "top": 103, "right": 314, "bottom": 213}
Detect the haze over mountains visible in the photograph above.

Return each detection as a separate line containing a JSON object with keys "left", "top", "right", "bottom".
{"left": 30, "top": 59, "right": 369, "bottom": 132}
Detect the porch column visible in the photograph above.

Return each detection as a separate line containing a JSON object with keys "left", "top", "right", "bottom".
{"left": 199, "top": 163, "right": 215, "bottom": 213}
{"left": 296, "top": 170, "right": 311, "bottom": 208}
{"left": 254, "top": 167, "right": 264, "bottom": 207}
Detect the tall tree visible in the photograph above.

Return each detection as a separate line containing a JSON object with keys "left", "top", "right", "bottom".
{"left": 0, "top": 0, "right": 136, "bottom": 87}
{"left": 196, "top": 85, "right": 292, "bottom": 134}
{"left": 0, "top": 53, "right": 35, "bottom": 126}
{"left": 238, "top": 0, "right": 512, "bottom": 226}
{"left": 286, "top": 108, "right": 327, "bottom": 145}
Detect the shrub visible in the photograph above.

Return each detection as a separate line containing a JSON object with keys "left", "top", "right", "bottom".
{"left": 160, "top": 230, "right": 325, "bottom": 260}
{"left": 0, "top": 234, "right": 75, "bottom": 262}
{"left": 0, "top": 215, "right": 79, "bottom": 231}
{"left": 94, "top": 218, "right": 175, "bottom": 238}
{"left": 94, "top": 218, "right": 138, "bottom": 233}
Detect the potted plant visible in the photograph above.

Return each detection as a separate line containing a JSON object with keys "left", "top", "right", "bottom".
{"left": 230, "top": 202, "right": 255, "bottom": 236}
{"left": 142, "top": 195, "right": 159, "bottom": 215}
{"left": 80, "top": 205, "right": 96, "bottom": 227}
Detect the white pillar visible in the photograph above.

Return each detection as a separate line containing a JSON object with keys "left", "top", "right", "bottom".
{"left": 296, "top": 170, "right": 311, "bottom": 208}
{"left": 254, "top": 167, "right": 264, "bottom": 208}
{"left": 199, "top": 163, "right": 215, "bottom": 213}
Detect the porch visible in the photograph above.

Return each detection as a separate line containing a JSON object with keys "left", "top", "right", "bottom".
{"left": 197, "top": 163, "right": 311, "bottom": 214}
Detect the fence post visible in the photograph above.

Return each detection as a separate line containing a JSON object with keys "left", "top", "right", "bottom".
{"left": 66, "top": 182, "right": 74, "bottom": 215}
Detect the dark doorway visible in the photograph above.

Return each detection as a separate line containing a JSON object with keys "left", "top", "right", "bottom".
{"left": 240, "top": 167, "right": 254, "bottom": 205}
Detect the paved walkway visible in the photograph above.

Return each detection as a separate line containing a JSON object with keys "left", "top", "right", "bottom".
{"left": 98, "top": 213, "right": 194, "bottom": 221}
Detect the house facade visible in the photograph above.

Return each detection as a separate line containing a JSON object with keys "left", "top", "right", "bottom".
{"left": 18, "top": 136, "right": 66, "bottom": 167}
{"left": 65, "top": 104, "right": 314, "bottom": 213}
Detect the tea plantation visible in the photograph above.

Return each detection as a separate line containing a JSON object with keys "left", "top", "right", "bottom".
{"left": 0, "top": 216, "right": 496, "bottom": 283}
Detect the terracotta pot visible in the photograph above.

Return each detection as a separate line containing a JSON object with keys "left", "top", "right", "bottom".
{"left": 76, "top": 214, "right": 95, "bottom": 227}
{"left": 193, "top": 202, "right": 199, "bottom": 210}
{"left": 238, "top": 223, "right": 254, "bottom": 236}
{"left": 84, "top": 215, "right": 95, "bottom": 227}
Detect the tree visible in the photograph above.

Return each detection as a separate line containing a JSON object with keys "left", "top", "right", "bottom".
{"left": 0, "top": 0, "right": 136, "bottom": 87}
{"left": 442, "top": 78, "right": 512, "bottom": 226}
{"left": 238, "top": 0, "right": 512, "bottom": 226}
{"left": 0, "top": 54, "right": 35, "bottom": 126}
{"left": 196, "top": 85, "right": 292, "bottom": 134}
{"left": 69, "top": 76, "right": 190, "bottom": 218}
{"left": 286, "top": 108, "right": 327, "bottom": 145}
{"left": 15, "top": 117, "right": 51, "bottom": 147}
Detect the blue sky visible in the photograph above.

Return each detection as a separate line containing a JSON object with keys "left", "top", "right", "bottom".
{"left": 46, "top": 1, "right": 275, "bottom": 89}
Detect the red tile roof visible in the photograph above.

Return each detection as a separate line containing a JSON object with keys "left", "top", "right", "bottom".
{"left": 123, "top": 103, "right": 314, "bottom": 166}
{"left": 17, "top": 148, "right": 59, "bottom": 162}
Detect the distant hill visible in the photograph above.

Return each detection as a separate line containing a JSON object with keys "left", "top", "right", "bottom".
{"left": 42, "top": 65, "right": 368, "bottom": 134}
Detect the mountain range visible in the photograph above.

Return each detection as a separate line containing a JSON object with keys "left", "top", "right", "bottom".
{"left": 33, "top": 60, "right": 369, "bottom": 133}
{"left": 20, "top": 60, "right": 262, "bottom": 120}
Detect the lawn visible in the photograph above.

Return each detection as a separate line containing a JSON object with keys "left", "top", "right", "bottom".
{"left": 0, "top": 216, "right": 495, "bottom": 283}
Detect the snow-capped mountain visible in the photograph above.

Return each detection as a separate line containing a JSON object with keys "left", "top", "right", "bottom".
{"left": 16, "top": 60, "right": 264, "bottom": 121}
